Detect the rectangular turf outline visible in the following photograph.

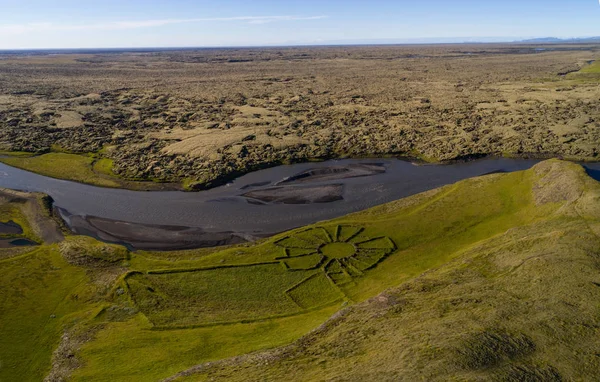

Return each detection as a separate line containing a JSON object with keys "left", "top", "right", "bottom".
{"left": 145, "top": 260, "right": 280, "bottom": 275}
{"left": 125, "top": 262, "right": 324, "bottom": 328}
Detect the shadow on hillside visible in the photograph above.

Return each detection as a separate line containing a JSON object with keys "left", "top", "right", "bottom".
{"left": 584, "top": 166, "right": 600, "bottom": 181}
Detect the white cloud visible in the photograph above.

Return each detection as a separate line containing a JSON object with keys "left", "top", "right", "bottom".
{"left": 0, "top": 15, "right": 328, "bottom": 35}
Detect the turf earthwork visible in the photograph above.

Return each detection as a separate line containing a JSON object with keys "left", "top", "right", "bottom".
{"left": 125, "top": 225, "right": 395, "bottom": 328}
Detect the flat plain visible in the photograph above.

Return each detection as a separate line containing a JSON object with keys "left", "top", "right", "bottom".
{"left": 0, "top": 44, "right": 599, "bottom": 189}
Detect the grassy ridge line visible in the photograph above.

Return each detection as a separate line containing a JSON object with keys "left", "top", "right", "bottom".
{"left": 148, "top": 301, "right": 343, "bottom": 331}
{"left": 145, "top": 260, "right": 282, "bottom": 275}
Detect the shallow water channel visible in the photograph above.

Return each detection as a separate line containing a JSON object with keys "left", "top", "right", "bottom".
{"left": 0, "top": 158, "right": 598, "bottom": 249}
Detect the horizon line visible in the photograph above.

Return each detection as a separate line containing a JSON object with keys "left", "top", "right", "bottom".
{"left": 2, "top": 35, "right": 600, "bottom": 51}
{"left": 2, "top": 39, "right": 600, "bottom": 52}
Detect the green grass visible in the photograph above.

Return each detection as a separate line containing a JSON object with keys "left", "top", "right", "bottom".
{"left": 0, "top": 152, "right": 122, "bottom": 188}
{"left": 0, "top": 151, "right": 36, "bottom": 158}
{"left": 0, "top": 152, "right": 182, "bottom": 190}
{"left": 286, "top": 273, "right": 343, "bottom": 309}
{"left": 92, "top": 158, "right": 116, "bottom": 177}
{"left": 171, "top": 165, "right": 600, "bottom": 381}
{"left": 565, "top": 60, "right": 600, "bottom": 83}
{"left": 338, "top": 170, "right": 547, "bottom": 301}
{"left": 71, "top": 305, "right": 340, "bottom": 381}
{"left": 127, "top": 264, "right": 319, "bottom": 327}
{"left": 0, "top": 247, "right": 91, "bottom": 381}
{"left": 2, "top": 159, "right": 599, "bottom": 381}
{"left": 283, "top": 253, "right": 323, "bottom": 270}
{"left": 577, "top": 60, "right": 600, "bottom": 74}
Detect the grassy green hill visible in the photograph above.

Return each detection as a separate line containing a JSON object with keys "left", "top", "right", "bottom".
{"left": 1, "top": 159, "right": 599, "bottom": 381}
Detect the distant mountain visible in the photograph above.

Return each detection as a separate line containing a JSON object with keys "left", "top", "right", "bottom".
{"left": 291, "top": 36, "right": 600, "bottom": 46}
{"left": 312, "top": 37, "right": 518, "bottom": 45}
{"left": 519, "top": 36, "right": 600, "bottom": 43}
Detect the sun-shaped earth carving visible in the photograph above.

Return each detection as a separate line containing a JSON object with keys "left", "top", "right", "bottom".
{"left": 321, "top": 242, "right": 355, "bottom": 259}
{"left": 274, "top": 225, "right": 397, "bottom": 286}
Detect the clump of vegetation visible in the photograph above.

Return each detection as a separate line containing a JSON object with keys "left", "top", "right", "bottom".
{"left": 455, "top": 330, "right": 536, "bottom": 370}
{"left": 499, "top": 364, "right": 562, "bottom": 382}
{"left": 59, "top": 236, "right": 129, "bottom": 268}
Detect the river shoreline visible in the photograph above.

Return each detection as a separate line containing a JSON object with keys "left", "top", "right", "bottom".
{"left": 1, "top": 152, "right": 598, "bottom": 193}
{"left": 1, "top": 157, "right": 599, "bottom": 251}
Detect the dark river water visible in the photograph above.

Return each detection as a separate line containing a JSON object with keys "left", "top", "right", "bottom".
{"left": 0, "top": 158, "right": 598, "bottom": 238}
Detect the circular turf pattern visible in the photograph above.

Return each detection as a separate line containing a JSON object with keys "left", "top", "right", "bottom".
{"left": 320, "top": 242, "right": 356, "bottom": 259}
{"left": 274, "top": 225, "right": 397, "bottom": 287}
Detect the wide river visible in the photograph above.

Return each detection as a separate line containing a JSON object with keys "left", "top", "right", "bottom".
{"left": 0, "top": 158, "right": 599, "bottom": 242}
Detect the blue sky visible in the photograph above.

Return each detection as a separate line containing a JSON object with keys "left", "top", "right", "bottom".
{"left": 1, "top": 0, "right": 599, "bottom": 49}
